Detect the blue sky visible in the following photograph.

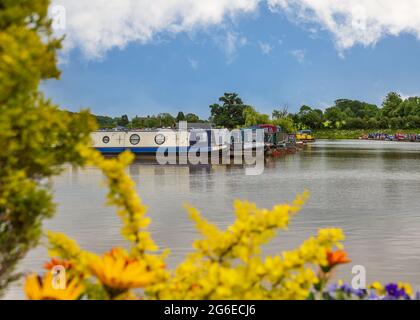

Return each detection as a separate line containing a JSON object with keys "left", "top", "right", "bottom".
{"left": 45, "top": 1, "right": 420, "bottom": 119}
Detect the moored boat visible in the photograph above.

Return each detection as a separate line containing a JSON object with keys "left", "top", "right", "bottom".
{"left": 359, "top": 132, "right": 420, "bottom": 142}
{"left": 296, "top": 130, "right": 315, "bottom": 142}
{"left": 91, "top": 129, "right": 228, "bottom": 155}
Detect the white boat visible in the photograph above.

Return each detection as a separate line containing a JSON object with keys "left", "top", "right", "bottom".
{"left": 91, "top": 129, "right": 228, "bottom": 155}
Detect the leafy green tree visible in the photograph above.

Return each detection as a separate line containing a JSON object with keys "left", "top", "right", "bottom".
{"left": 95, "top": 115, "right": 116, "bottom": 128}
{"left": 210, "top": 93, "right": 246, "bottom": 129}
{"left": 176, "top": 111, "right": 186, "bottom": 122}
{"left": 130, "top": 116, "right": 143, "bottom": 128}
{"left": 272, "top": 116, "right": 296, "bottom": 133}
{"left": 144, "top": 116, "right": 160, "bottom": 128}
{"left": 158, "top": 113, "right": 175, "bottom": 127}
{"left": 324, "top": 107, "right": 347, "bottom": 126}
{"left": 361, "top": 103, "right": 380, "bottom": 119}
{"left": 117, "top": 114, "right": 129, "bottom": 127}
{"left": 343, "top": 118, "right": 367, "bottom": 129}
{"left": 382, "top": 92, "right": 403, "bottom": 117}
{"left": 0, "top": 0, "right": 96, "bottom": 295}
{"left": 394, "top": 97, "right": 420, "bottom": 117}
{"left": 333, "top": 99, "right": 378, "bottom": 118}
{"left": 295, "top": 105, "right": 324, "bottom": 129}
{"left": 185, "top": 113, "right": 200, "bottom": 123}
{"left": 243, "top": 106, "right": 270, "bottom": 126}
{"left": 272, "top": 106, "right": 289, "bottom": 120}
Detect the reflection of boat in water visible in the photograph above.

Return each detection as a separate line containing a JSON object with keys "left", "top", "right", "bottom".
{"left": 91, "top": 129, "right": 228, "bottom": 155}
{"left": 296, "top": 130, "right": 315, "bottom": 143}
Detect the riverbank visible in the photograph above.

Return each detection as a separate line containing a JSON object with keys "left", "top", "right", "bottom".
{"left": 313, "top": 129, "right": 420, "bottom": 140}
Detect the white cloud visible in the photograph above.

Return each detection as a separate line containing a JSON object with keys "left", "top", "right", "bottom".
{"left": 52, "top": 0, "right": 260, "bottom": 59}
{"left": 399, "top": 92, "right": 420, "bottom": 100}
{"left": 188, "top": 57, "right": 199, "bottom": 70}
{"left": 258, "top": 41, "right": 273, "bottom": 55}
{"left": 290, "top": 49, "right": 305, "bottom": 63}
{"left": 268, "top": 0, "right": 420, "bottom": 51}
{"left": 214, "top": 31, "right": 248, "bottom": 64}
{"left": 51, "top": 0, "right": 420, "bottom": 59}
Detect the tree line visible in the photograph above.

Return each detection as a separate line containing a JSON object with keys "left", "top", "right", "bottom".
{"left": 210, "top": 92, "right": 420, "bottom": 131}
{"left": 95, "top": 92, "right": 420, "bottom": 132}
{"left": 95, "top": 112, "right": 208, "bottom": 129}
{"left": 293, "top": 92, "right": 420, "bottom": 130}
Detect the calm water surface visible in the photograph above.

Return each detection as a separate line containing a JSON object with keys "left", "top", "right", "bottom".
{"left": 5, "top": 140, "right": 420, "bottom": 299}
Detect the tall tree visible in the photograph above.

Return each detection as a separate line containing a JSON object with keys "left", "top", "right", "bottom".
{"left": 295, "top": 105, "right": 324, "bottom": 129}
{"left": 176, "top": 111, "right": 186, "bottom": 122}
{"left": 210, "top": 93, "right": 246, "bottom": 129}
{"left": 382, "top": 92, "right": 403, "bottom": 117}
{"left": 0, "top": 0, "right": 95, "bottom": 294}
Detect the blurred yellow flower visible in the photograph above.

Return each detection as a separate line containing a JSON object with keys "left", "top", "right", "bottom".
{"left": 25, "top": 272, "right": 83, "bottom": 300}
{"left": 398, "top": 282, "right": 412, "bottom": 296}
{"left": 88, "top": 248, "right": 155, "bottom": 295}
{"left": 370, "top": 281, "right": 385, "bottom": 295}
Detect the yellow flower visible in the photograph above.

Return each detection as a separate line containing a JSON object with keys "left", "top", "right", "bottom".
{"left": 369, "top": 281, "right": 385, "bottom": 295}
{"left": 88, "top": 248, "right": 155, "bottom": 294}
{"left": 398, "top": 282, "right": 412, "bottom": 296}
{"left": 25, "top": 272, "right": 83, "bottom": 300}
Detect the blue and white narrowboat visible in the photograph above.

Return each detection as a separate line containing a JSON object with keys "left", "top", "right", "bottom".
{"left": 91, "top": 129, "right": 228, "bottom": 155}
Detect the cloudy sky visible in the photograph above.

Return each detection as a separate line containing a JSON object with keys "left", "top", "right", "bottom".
{"left": 45, "top": 0, "right": 420, "bottom": 118}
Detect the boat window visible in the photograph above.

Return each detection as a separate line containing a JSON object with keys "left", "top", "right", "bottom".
{"left": 102, "top": 136, "right": 110, "bottom": 144}
{"left": 155, "top": 134, "right": 166, "bottom": 145}
{"left": 129, "top": 134, "right": 140, "bottom": 145}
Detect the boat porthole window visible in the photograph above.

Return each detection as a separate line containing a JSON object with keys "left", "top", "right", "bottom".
{"left": 102, "top": 136, "right": 110, "bottom": 144}
{"left": 155, "top": 134, "right": 166, "bottom": 145}
{"left": 129, "top": 134, "right": 140, "bottom": 145}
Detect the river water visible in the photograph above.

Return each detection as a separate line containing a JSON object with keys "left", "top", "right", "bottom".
{"left": 4, "top": 140, "right": 420, "bottom": 299}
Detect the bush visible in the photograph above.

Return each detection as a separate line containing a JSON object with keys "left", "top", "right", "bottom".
{"left": 0, "top": 0, "right": 96, "bottom": 295}
{"left": 343, "top": 118, "right": 367, "bottom": 129}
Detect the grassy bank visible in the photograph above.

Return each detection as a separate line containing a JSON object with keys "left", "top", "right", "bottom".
{"left": 313, "top": 129, "right": 420, "bottom": 140}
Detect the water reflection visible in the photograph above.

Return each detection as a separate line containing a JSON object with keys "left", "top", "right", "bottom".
{"left": 4, "top": 140, "right": 420, "bottom": 299}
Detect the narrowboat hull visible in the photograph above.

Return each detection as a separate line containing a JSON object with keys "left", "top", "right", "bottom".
{"left": 91, "top": 129, "right": 228, "bottom": 156}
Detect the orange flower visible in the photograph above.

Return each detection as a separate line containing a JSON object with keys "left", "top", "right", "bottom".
{"left": 326, "top": 250, "right": 351, "bottom": 268}
{"left": 25, "top": 272, "right": 83, "bottom": 300}
{"left": 44, "top": 258, "right": 73, "bottom": 271}
{"left": 88, "top": 248, "right": 155, "bottom": 295}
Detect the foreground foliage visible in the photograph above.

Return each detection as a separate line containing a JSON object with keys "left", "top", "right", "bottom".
{"left": 25, "top": 147, "right": 420, "bottom": 300}
{"left": 23, "top": 146, "right": 347, "bottom": 300}
{"left": 0, "top": 0, "right": 96, "bottom": 295}
{"left": 5, "top": 1, "right": 419, "bottom": 300}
